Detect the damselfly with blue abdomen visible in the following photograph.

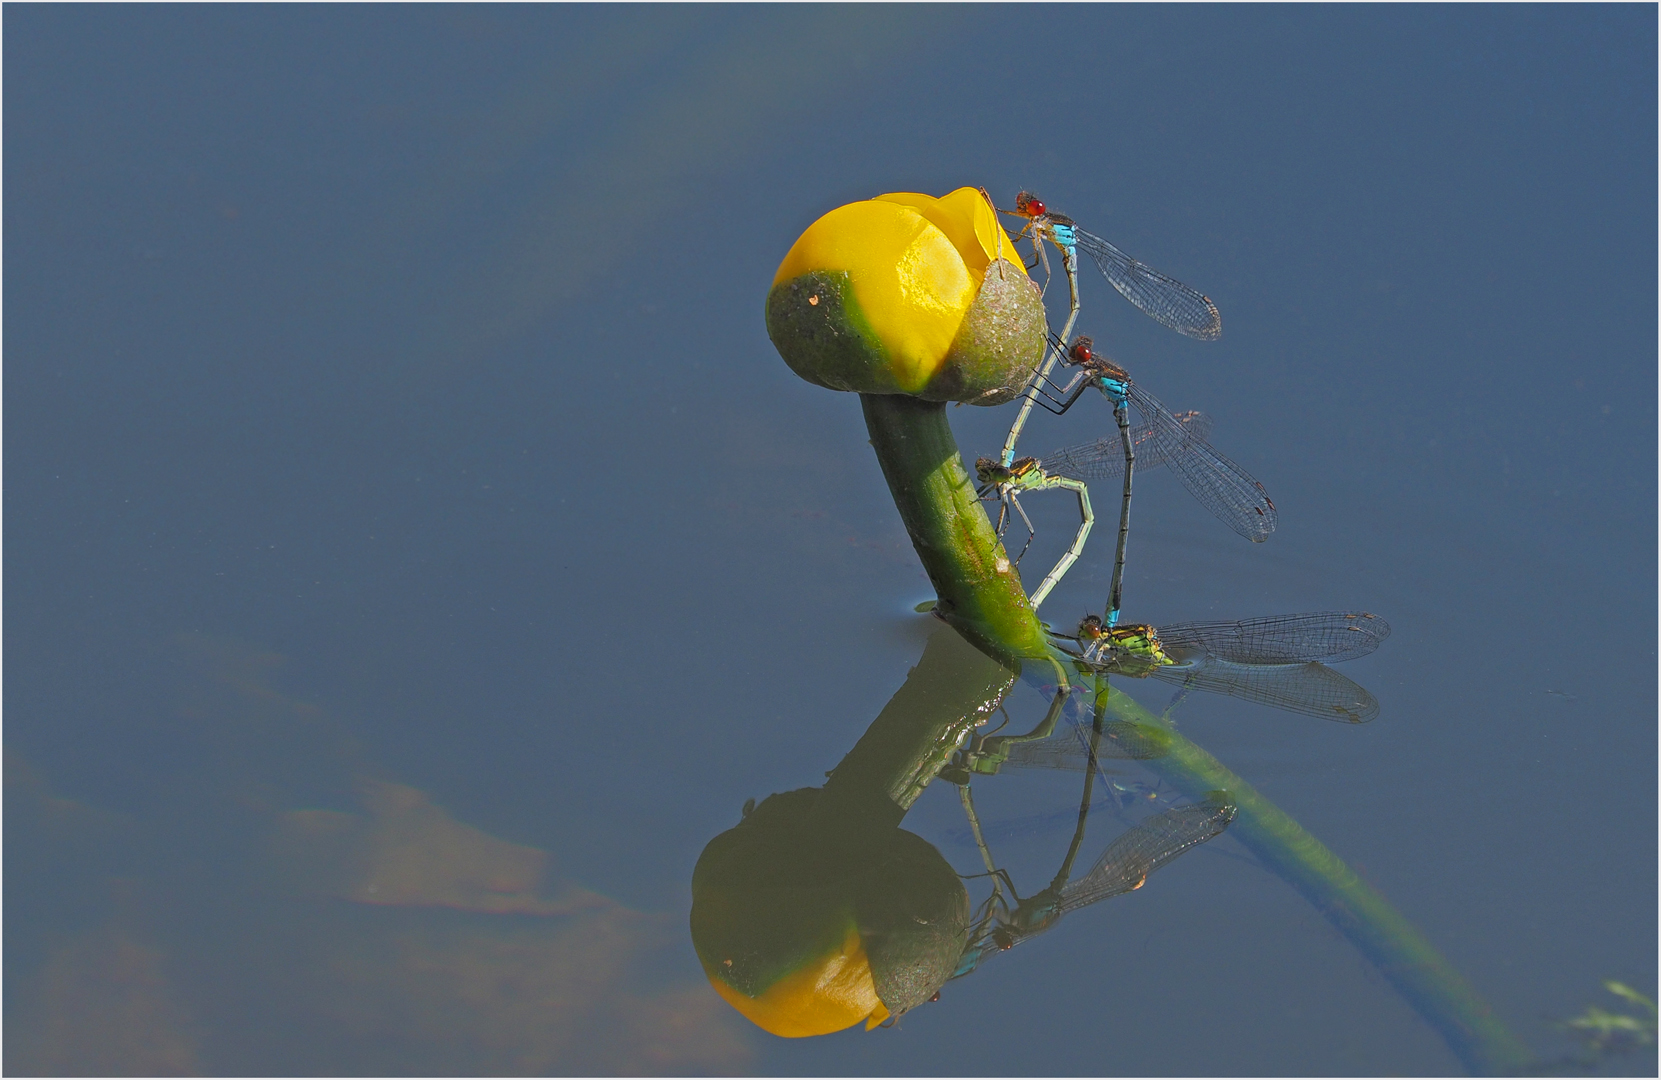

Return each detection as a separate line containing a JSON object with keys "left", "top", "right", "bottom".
{"left": 1021, "top": 335, "right": 1273, "bottom": 626}
{"left": 1007, "top": 191, "right": 1223, "bottom": 341}
{"left": 1040, "top": 335, "right": 1277, "bottom": 542}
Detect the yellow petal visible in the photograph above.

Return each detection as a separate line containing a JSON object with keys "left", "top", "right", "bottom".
{"left": 707, "top": 923, "right": 885, "bottom": 1038}
{"left": 875, "top": 190, "right": 989, "bottom": 278}
{"left": 877, "top": 188, "right": 1028, "bottom": 279}
{"left": 954, "top": 186, "right": 1028, "bottom": 276}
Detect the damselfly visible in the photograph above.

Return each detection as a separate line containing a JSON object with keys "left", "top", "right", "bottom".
{"left": 1061, "top": 612, "right": 1391, "bottom": 724}
{"left": 996, "top": 189, "right": 1221, "bottom": 466}
{"left": 1038, "top": 336, "right": 1276, "bottom": 545}
{"left": 974, "top": 457, "right": 1092, "bottom": 612}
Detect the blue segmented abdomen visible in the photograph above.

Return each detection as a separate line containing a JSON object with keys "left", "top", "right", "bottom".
{"left": 1095, "top": 376, "right": 1129, "bottom": 405}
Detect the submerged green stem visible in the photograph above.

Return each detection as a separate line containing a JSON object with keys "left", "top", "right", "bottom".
{"left": 1092, "top": 678, "right": 1534, "bottom": 1076}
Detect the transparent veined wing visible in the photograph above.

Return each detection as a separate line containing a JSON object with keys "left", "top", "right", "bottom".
{"left": 1074, "top": 227, "right": 1223, "bottom": 341}
{"left": 1040, "top": 410, "right": 1212, "bottom": 480}
{"left": 1126, "top": 381, "right": 1277, "bottom": 541}
{"left": 1150, "top": 658, "right": 1380, "bottom": 723}
{"left": 1057, "top": 796, "right": 1236, "bottom": 914}
{"left": 960, "top": 797, "right": 1236, "bottom": 965}
{"left": 1158, "top": 611, "right": 1391, "bottom": 665}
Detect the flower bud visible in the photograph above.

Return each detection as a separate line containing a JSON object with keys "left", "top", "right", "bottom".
{"left": 766, "top": 188, "right": 1046, "bottom": 405}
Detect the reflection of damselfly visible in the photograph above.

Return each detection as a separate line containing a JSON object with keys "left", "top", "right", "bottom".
{"left": 976, "top": 412, "right": 1209, "bottom": 617}
{"left": 940, "top": 692, "right": 1170, "bottom": 786}
{"left": 938, "top": 696, "right": 1172, "bottom": 836}
{"left": 995, "top": 189, "right": 1221, "bottom": 467}
{"left": 941, "top": 686, "right": 1234, "bottom": 980}
{"left": 1061, "top": 612, "right": 1391, "bottom": 724}
{"left": 950, "top": 763, "right": 1235, "bottom": 978}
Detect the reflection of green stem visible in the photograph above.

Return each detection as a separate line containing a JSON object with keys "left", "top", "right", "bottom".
{"left": 820, "top": 620, "right": 1014, "bottom": 826}
{"left": 856, "top": 391, "right": 1533, "bottom": 1075}
{"left": 1093, "top": 680, "right": 1533, "bottom": 1076}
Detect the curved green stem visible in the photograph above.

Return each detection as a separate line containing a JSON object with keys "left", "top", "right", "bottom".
{"left": 859, "top": 393, "right": 1059, "bottom": 679}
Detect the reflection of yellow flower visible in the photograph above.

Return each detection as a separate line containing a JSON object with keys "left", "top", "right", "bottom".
{"left": 690, "top": 791, "right": 969, "bottom": 1040}
{"left": 704, "top": 923, "right": 890, "bottom": 1038}
{"left": 766, "top": 188, "right": 1045, "bottom": 404}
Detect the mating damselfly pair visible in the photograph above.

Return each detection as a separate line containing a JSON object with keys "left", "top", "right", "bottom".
{"left": 973, "top": 190, "right": 1276, "bottom": 631}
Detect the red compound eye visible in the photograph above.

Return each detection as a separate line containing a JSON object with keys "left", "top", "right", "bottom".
{"left": 1014, "top": 191, "right": 1045, "bottom": 218}
{"left": 1070, "top": 336, "right": 1094, "bottom": 363}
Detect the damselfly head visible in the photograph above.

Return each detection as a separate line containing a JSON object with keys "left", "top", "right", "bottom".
{"left": 974, "top": 456, "right": 1003, "bottom": 484}
{"left": 1067, "top": 335, "right": 1128, "bottom": 380}
{"left": 1076, "top": 613, "right": 1106, "bottom": 641}
{"left": 1013, "top": 191, "right": 1046, "bottom": 219}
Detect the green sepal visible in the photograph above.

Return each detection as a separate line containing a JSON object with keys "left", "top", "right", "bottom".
{"left": 765, "top": 271, "right": 901, "bottom": 395}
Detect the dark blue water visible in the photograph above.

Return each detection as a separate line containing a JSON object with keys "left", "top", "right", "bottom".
{"left": 7, "top": 6, "right": 1654, "bottom": 1075}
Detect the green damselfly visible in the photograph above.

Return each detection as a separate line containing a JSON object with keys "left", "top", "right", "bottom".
{"left": 1061, "top": 612, "right": 1391, "bottom": 724}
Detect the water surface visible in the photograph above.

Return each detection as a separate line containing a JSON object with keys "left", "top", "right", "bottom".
{"left": 7, "top": 6, "right": 1655, "bottom": 1075}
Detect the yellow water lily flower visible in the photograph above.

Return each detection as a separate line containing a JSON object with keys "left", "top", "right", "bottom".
{"left": 766, "top": 187, "right": 1046, "bottom": 404}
